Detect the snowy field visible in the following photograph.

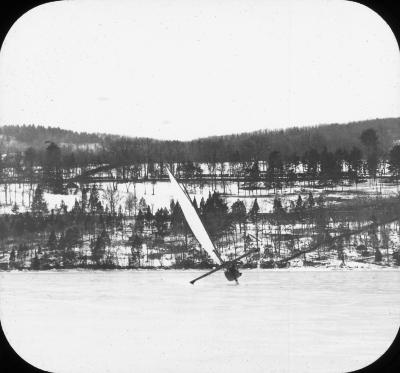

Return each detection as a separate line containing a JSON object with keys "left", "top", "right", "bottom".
{"left": 0, "top": 270, "right": 399, "bottom": 373}
{"left": 1, "top": 178, "right": 400, "bottom": 216}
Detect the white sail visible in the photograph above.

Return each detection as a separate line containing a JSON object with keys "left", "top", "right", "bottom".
{"left": 166, "top": 167, "right": 222, "bottom": 265}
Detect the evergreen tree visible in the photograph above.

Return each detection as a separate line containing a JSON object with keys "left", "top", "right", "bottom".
{"left": 231, "top": 199, "right": 247, "bottom": 227}
{"left": 171, "top": 201, "right": 184, "bottom": 234}
{"left": 145, "top": 206, "right": 153, "bottom": 223}
{"left": 60, "top": 200, "right": 68, "bottom": 214}
{"left": 134, "top": 210, "right": 145, "bottom": 234}
{"left": 89, "top": 184, "right": 100, "bottom": 213}
{"left": 202, "top": 192, "right": 229, "bottom": 237}
{"left": 91, "top": 229, "right": 110, "bottom": 266}
{"left": 71, "top": 198, "right": 81, "bottom": 215}
{"left": 154, "top": 208, "right": 169, "bottom": 237}
{"left": 249, "top": 198, "right": 260, "bottom": 219}
{"left": 31, "top": 185, "right": 48, "bottom": 215}
{"left": 295, "top": 195, "right": 303, "bottom": 211}
{"left": 192, "top": 196, "right": 199, "bottom": 212}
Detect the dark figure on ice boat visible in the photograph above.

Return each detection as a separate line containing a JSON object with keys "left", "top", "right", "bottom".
{"left": 224, "top": 262, "right": 242, "bottom": 283}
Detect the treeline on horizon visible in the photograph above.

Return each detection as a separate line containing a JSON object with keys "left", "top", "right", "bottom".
{"left": 0, "top": 117, "right": 400, "bottom": 167}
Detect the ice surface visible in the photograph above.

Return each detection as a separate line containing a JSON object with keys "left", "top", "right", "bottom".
{"left": 0, "top": 270, "right": 399, "bottom": 373}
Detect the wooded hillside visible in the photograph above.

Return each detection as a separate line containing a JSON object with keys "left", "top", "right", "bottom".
{"left": 1, "top": 117, "right": 399, "bottom": 163}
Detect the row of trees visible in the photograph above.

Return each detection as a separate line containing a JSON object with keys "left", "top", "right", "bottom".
{"left": 1, "top": 189, "right": 231, "bottom": 269}
{"left": 0, "top": 124, "right": 103, "bottom": 148}
{"left": 3, "top": 179, "right": 400, "bottom": 269}
{"left": 3, "top": 128, "right": 400, "bottom": 196}
{"left": 1, "top": 120, "right": 400, "bottom": 177}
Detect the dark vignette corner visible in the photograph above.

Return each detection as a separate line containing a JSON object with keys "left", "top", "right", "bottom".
{"left": 0, "top": 1, "right": 60, "bottom": 51}
{"left": 0, "top": 320, "right": 50, "bottom": 372}
{"left": 350, "top": 0, "right": 400, "bottom": 50}
{"left": 347, "top": 327, "right": 400, "bottom": 373}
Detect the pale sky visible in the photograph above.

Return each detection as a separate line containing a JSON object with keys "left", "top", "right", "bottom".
{"left": 0, "top": 0, "right": 399, "bottom": 140}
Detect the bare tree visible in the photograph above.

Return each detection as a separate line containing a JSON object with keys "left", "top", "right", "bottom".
{"left": 103, "top": 185, "right": 121, "bottom": 215}
{"left": 125, "top": 192, "right": 137, "bottom": 217}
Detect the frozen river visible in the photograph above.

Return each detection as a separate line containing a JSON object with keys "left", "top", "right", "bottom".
{"left": 0, "top": 269, "right": 399, "bottom": 373}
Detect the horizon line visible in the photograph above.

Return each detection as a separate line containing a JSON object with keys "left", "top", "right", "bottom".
{"left": 1, "top": 116, "right": 399, "bottom": 143}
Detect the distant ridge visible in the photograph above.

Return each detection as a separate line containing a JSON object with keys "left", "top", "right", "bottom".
{"left": 1, "top": 117, "right": 399, "bottom": 162}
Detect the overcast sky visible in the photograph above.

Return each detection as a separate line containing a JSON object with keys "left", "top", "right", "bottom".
{"left": 0, "top": 0, "right": 399, "bottom": 141}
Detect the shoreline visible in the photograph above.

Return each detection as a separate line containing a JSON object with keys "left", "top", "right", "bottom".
{"left": 2, "top": 264, "right": 399, "bottom": 273}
